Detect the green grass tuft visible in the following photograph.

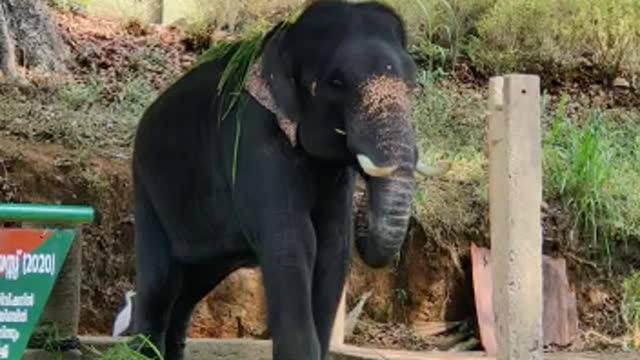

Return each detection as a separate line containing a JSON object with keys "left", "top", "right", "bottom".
{"left": 544, "top": 98, "right": 615, "bottom": 254}
{"left": 623, "top": 272, "right": 640, "bottom": 349}
{"left": 543, "top": 95, "right": 640, "bottom": 266}
{"left": 94, "top": 335, "right": 162, "bottom": 360}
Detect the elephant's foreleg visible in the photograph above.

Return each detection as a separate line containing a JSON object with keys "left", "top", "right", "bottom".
{"left": 259, "top": 213, "right": 320, "bottom": 360}
{"left": 311, "top": 195, "right": 353, "bottom": 359}
{"left": 313, "top": 229, "right": 351, "bottom": 359}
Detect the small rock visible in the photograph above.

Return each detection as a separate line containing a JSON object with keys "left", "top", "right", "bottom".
{"left": 588, "top": 288, "right": 609, "bottom": 306}
{"left": 613, "top": 77, "right": 630, "bottom": 88}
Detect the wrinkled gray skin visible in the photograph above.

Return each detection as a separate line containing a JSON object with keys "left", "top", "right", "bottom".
{"left": 129, "top": 1, "right": 435, "bottom": 360}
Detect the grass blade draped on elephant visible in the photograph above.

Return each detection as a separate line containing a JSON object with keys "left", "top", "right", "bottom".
{"left": 129, "top": 1, "right": 441, "bottom": 359}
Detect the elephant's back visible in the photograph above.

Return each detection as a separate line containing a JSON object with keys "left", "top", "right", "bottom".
{"left": 131, "top": 55, "right": 247, "bottom": 261}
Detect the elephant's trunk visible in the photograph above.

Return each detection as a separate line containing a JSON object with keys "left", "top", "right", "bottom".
{"left": 348, "top": 74, "right": 417, "bottom": 268}
{"left": 355, "top": 168, "right": 416, "bottom": 268}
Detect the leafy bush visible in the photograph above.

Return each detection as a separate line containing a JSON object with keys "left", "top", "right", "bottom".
{"left": 384, "top": 0, "right": 496, "bottom": 71}
{"left": 59, "top": 78, "right": 105, "bottom": 111}
{"left": 466, "top": 0, "right": 566, "bottom": 76}
{"left": 561, "top": 0, "right": 640, "bottom": 81}
{"left": 466, "top": 0, "right": 640, "bottom": 79}
{"left": 383, "top": 0, "right": 640, "bottom": 79}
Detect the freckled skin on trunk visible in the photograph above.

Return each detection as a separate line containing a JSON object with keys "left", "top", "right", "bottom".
{"left": 348, "top": 75, "right": 418, "bottom": 268}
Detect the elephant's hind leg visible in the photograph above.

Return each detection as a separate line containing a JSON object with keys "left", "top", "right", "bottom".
{"left": 132, "top": 187, "right": 183, "bottom": 358}
{"left": 164, "top": 260, "right": 245, "bottom": 360}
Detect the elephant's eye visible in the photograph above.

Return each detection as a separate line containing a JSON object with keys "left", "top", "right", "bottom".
{"left": 327, "top": 71, "right": 346, "bottom": 90}
{"left": 329, "top": 77, "right": 345, "bottom": 89}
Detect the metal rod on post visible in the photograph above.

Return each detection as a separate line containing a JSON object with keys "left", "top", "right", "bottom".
{"left": 488, "top": 74, "right": 543, "bottom": 360}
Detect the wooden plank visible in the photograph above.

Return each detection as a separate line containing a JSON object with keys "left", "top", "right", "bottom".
{"left": 488, "top": 75, "right": 543, "bottom": 360}
{"left": 332, "top": 346, "right": 489, "bottom": 360}
{"left": 332, "top": 346, "right": 636, "bottom": 360}
{"left": 472, "top": 244, "right": 580, "bottom": 351}
{"left": 26, "top": 337, "right": 628, "bottom": 360}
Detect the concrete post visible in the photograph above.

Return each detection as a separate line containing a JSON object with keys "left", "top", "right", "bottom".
{"left": 488, "top": 75, "right": 543, "bottom": 360}
{"left": 330, "top": 286, "right": 347, "bottom": 348}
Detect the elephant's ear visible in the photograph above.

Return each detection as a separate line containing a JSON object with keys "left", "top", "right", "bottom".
{"left": 245, "top": 31, "right": 301, "bottom": 147}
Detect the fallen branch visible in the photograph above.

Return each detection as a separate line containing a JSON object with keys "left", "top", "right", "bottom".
{"left": 345, "top": 290, "right": 372, "bottom": 336}
{"left": 565, "top": 252, "right": 598, "bottom": 270}
{"left": 433, "top": 331, "right": 471, "bottom": 351}
{"left": 412, "top": 321, "right": 464, "bottom": 337}
{"left": 447, "top": 337, "right": 480, "bottom": 352}
{"left": 582, "top": 330, "right": 626, "bottom": 348}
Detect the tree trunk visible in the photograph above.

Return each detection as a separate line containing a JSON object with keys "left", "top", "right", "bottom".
{"left": 0, "top": 1, "right": 20, "bottom": 81}
{"left": 0, "top": 0, "right": 70, "bottom": 82}
{"left": 145, "top": 0, "right": 164, "bottom": 24}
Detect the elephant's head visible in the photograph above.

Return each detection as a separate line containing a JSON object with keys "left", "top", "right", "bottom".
{"left": 246, "top": 0, "right": 436, "bottom": 268}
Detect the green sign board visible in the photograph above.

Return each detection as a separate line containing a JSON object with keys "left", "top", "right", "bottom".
{"left": 0, "top": 229, "right": 76, "bottom": 360}
{"left": 0, "top": 203, "right": 94, "bottom": 360}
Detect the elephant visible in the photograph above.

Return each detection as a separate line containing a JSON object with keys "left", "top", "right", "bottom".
{"left": 129, "top": 1, "right": 444, "bottom": 359}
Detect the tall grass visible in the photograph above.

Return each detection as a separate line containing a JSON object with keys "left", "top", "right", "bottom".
{"left": 382, "top": 0, "right": 463, "bottom": 72}
{"left": 467, "top": 0, "right": 640, "bottom": 79}
{"left": 623, "top": 272, "right": 640, "bottom": 350}
{"left": 543, "top": 95, "right": 640, "bottom": 265}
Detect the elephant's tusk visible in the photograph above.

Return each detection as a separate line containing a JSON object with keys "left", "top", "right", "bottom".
{"left": 416, "top": 160, "right": 452, "bottom": 177}
{"left": 357, "top": 154, "right": 398, "bottom": 177}
{"left": 335, "top": 128, "right": 346, "bottom": 135}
